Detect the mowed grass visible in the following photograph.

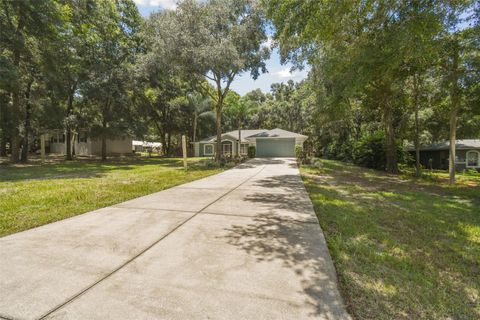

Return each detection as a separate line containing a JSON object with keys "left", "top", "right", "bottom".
{"left": 0, "top": 157, "right": 223, "bottom": 237}
{"left": 301, "top": 160, "right": 480, "bottom": 320}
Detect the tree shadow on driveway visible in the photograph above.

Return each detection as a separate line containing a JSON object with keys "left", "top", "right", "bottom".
{"left": 221, "top": 213, "right": 349, "bottom": 318}
{"left": 220, "top": 173, "right": 350, "bottom": 318}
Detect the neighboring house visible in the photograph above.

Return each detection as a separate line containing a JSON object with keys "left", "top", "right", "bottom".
{"left": 412, "top": 139, "right": 480, "bottom": 171}
{"left": 46, "top": 131, "right": 133, "bottom": 156}
{"left": 132, "top": 140, "right": 162, "bottom": 153}
{"left": 192, "top": 128, "right": 308, "bottom": 158}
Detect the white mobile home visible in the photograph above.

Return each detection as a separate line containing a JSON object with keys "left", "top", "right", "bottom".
{"left": 47, "top": 131, "right": 133, "bottom": 157}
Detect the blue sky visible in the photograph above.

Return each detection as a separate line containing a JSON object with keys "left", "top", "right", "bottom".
{"left": 133, "top": 0, "right": 309, "bottom": 96}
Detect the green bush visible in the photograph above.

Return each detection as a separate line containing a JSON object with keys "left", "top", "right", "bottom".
{"left": 324, "top": 140, "right": 354, "bottom": 162}
{"left": 352, "top": 132, "right": 386, "bottom": 170}
{"left": 295, "top": 145, "right": 303, "bottom": 161}
{"left": 295, "top": 145, "right": 310, "bottom": 164}
{"left": 247, "top": 146, "right": 256, "bottom": 158}
{"left": 352, "top": 131, "right": 409, "bottom": 170}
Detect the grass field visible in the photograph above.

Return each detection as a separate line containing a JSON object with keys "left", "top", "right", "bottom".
{"left": 301, "top": 160, "right": 479, "bottom": 320}
{"left": 0, "top": 157, "right": 223, "bottom": 237}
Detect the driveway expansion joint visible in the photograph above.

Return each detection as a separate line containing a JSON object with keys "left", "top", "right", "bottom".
{"left": 1, "top": 159, "right": 350, "bottom": 319}
{"left": 36, "top": 165, "right": 266, "bottom": 320}
{"left": 111, "top": 206, "right": 198, "bottom": 214}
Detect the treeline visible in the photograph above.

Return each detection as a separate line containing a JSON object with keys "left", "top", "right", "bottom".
{"left": 265, "top": 0, "right": 479, "bottom": 183}
{"left": 1, "top": 0, "right": 144, "bottom": 161}
{"left": 1, "top": 0, "right": 479, "bottom": 184}
{"left": 0, "top": 0, "right": 271, "bottom": 162}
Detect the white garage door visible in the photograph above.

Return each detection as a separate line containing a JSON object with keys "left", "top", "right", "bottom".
{"left": 256, "top": 138, "right": 296, "bottom": 157}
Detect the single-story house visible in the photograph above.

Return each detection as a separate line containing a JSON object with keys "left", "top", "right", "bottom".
{"left": 192, "top": 128, "right": 308, "bottom": 158}
{"left": 46, "top": 131, "right": 133, "bottom": 157}
{"left": 411, "top": 139, "right": 480, "bottom": 171}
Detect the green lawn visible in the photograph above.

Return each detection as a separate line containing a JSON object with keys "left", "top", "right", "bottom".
{"left": 301, "top": 160, "right": 479, "bottom": 320}
{"left": 0, "top": 157, "right": 223, "bottom": 237}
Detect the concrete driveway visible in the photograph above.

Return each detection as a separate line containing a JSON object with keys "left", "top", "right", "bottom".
{"left": 0, "top": 158, "right": 350, "bottom": 320}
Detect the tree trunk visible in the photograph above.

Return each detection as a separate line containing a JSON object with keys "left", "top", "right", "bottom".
{"left": 9, "top": 10, "right": 24, "bottom": 163}
{"left": 71, "top": 132, "right": 76, "bottom": 156}
{"left": 449, "top": 109, "right": 457, "bottom": 184}
{"left": 65, "top": 83, "right": 76, "bottom": 161}
{"left": 10, "top": 85, "right": 21, "bottom": 163}
{"left": 215, "top": 107, "right": 222, "bottom": 162}
{"left": 0, "top": 136, "right": 6, "bottom": 157}
{"left": 238, "top": 126, "right": 241, "bottom": 157}
{"left": 448, "top": 40, "right": 460, "bottom": 185}
{"left": 166, "top": 133, "right": 171, "bottom": 156}
{"left": 0, "top": 93, "right": 8, "bottom": 157}
{"left": 101, "top": 120, "right": 107, "bottom": 161}
{"left": 214, "top": 93, "right": 224, "bottom": 162}
{"left": 65, "top": 131, "right": 72, "bottom": 160}
{"left": 383, "top": 95, "right": 398, "bottom": 173}
{"left": 152, "top": 121, "right": 166, "bottom": 156}
{"left": 414, "top": 107, "right": 420, "bottom": 177}
{"left": 413, "top": 74, "right": 421, "bottom": 177}
{"left": 193, "top": 111, "right": 197, "bottom": 142}
{"left": 40, "top": 134, "right": 45, "bottom": 163}
{"left": 449, "top": 91, "right": 460, "bottom": 185}
{"left": 21, "top": 80, "right": 33, "bottom": 162}
{"left": 160, "top": 134, "right": 166, "bottom": 156}
{"left": 11, "top": 133, "right": 20, "bottom": 163}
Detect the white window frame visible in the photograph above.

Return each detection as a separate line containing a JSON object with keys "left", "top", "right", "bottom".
{"left": 222, "top": 142, "right": 232, "bottom": 155}
{"left": 240, "top": 143, "right": 248, "bottom": 155}
{"left": 203, "top": 144, "right": 214, "bottom": 156}
{"left": 466, "top": 150, "right": 480, "bottom": 168}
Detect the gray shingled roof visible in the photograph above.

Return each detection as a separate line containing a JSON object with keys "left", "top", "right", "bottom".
{"left": 417, "top": 139, "right": 480, "bottom": 151}
{"left": 199, "top": 128, "right": 307, "bottom": 142}
{"left": 246, "top": 128, "right": 308, "bottom": 139}
{"left": 225, "top": 129, "right": 267, "bottom": 141}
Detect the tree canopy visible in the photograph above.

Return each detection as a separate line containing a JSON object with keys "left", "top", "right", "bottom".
{"left": 0, "top": 0, "right": 478, "bottom": 182}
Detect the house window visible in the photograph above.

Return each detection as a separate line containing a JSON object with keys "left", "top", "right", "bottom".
{"left": 222, "top": 143, "right": 232, "bottom": 156}
{"left": 240, "top": 143, "right": 248, "bottom": 155}
{"left": 58, "top": 134, "right": 65, "bottom": 143}
{"left": 466, "top": 151, "right": 479, "bottom": 167}
{"left": 204, "top": 144, "right": 214, "bottom": 155}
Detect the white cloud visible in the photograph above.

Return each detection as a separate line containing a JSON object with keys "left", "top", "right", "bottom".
{"left": 272, "top": 67, "right": 309, "bottom": 80}
{"left": 133, "top": 0, "right": 177, "bottom": 10}
{"left": 262, "top": 37, "right": 274, "bottom": 49}
{"left": 274, "top": 68, "right": 292, "bottom": 78}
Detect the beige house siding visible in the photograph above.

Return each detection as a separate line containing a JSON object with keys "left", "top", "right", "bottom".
{"left": 89, "top": 137, "right": 133, "bottom": 156}
{"left": 47, "top": 133, "right": 132, "bottom": 156}
{"left": 75, "top": 142, "right": 90, "bottom": 156}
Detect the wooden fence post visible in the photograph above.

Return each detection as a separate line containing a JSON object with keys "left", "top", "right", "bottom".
{"left": 182, "top": 135, "right": 187, "bottom": 170}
